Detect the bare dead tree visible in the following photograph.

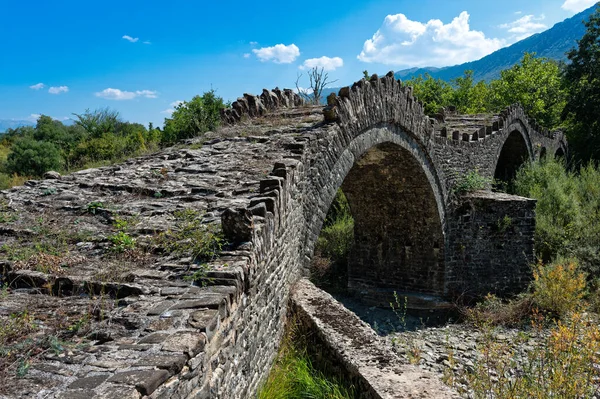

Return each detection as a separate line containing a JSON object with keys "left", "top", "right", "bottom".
{"left": 295, "top": 67, "right": 338, "bottom": 105}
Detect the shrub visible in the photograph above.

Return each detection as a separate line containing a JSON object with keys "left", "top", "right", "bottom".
{"left": 532, "top": 259, "right": 586, "bottom": 317}
{"left": 514, "top": 158, "right": 600, "bottom": 275}
{"left": 161, "top": 90, "right": 226, "bottom": 144}
{"left": 316, "top": 190, "right": 354, "bottom": 263}
{"left": 4, "top": 137, "right": 62, "bottom": 177}
{"left": 452, "top": 170, "right": 491, "bottom": 195}
{"left": 464, "top": 293, "right": 534, "bottom": 327}
{"left": 457, "top": 312, "right": 600, "bottom": 399}
{"left": 311, "top": 190, "right": 354, "bottom": 290}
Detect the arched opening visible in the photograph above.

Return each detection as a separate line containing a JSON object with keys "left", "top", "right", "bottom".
{"left": 313, "top": 142, "right": 445, "bottom": 305}
{"left": 539, "top": 146, "right": 547, "bottom": 160}
{"left": 555, "top": 147, "right": 565, "bottom": 159}
{"left": 494, "top": 130, "right": 530, "bottom": 187}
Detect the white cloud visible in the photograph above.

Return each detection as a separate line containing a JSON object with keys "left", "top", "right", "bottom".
{"left": 29, "top": 83, "right": 45, "bottom": 90}
{"left": 48, "top": 86, "right": 69, "bottom": 94}
{"left": 250, "top": 41, "right": 258, "bottom": 46}
{"left": 500, "top": 14, "right": 547, "bottom": 41}
{"left": 357, "top": 11, "right": 505, "bottom": 67}
{"left": 561, "top": 0, "right": 597, "bottom": 12}
{"left": 122, "top": 35, "right": 139, "bottom": 43}
{"left": 243, "top": 53, "right": 251, "bottom": 58}
{"left": 515, "top": 11, "right": 522, "bottom": 15}
{"left": 300, "top": 56, "right": 344, "bottom": 71}
{"left": 95, "top": 88, "right": 158, "bottom": 100}
{"left": 143, "top": 41, "right": 151, "bottom": 45}
{"left": 252, "top": 43, "right": 300, "bottom": 64}
{"left": 294, "top": 87, "right": 312, "bottom": 95}
{"left": 136, "top": 90, "right": 158, "bottom": 98}
{"left": 161, "top": 100, "right": 184, "bottom": 115}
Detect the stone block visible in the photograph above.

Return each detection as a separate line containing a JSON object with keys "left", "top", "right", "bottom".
{"left": 107, "top": 369, "right": 170, "bottom": 395}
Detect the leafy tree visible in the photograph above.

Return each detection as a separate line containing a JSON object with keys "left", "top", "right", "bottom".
{"left": 404, "top": 73, "right": 454, "bottom": 115}
{"left": 73, "top": 108, "right": 120, "bottom": 138}
{"left": 489, "top": 53, "right": 566, "bottom": 128}
{"left": 449, "top": 70, "right": 491, "bottom": 114}
{"left": 5, "top": 137, "right": 62, "bottom": 177}
{"left": 162, "top": 90, "right": 226, "bottom": 144}
{"left": 562, "top": 5, "right": 600, "bottom": 163}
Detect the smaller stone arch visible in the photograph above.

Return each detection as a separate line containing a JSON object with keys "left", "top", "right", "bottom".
{"left": 539, "top": 146, "right": 547, "bottom": 160}
{"left": 494, "top": 129, "right": 532, "bottom": 183}
{"left": 555, "top": 147, "right": 565, "bottom": 159}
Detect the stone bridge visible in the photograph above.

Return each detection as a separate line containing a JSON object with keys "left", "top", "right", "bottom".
{"left": 0, "top": 72, "right": 565, "bottom": 398}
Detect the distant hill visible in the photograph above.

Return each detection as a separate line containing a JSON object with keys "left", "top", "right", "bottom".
{"left": 0, "top": 119, "right": 34, "bottom": 133}
{"left": 393, "top": 4, "right": 598, "bottom": 82}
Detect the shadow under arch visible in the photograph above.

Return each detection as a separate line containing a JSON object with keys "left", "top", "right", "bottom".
{"left": 494, "top": 129, "right": 532, "bottom": 184}
{"left": 539, "top": 146, "right": 547, "bottom": 160}
{"left": 304, "top": 124, "right": 447, "bottom": 302}
{"left": 555, "top": 147, "right": 565, "bottom": 159}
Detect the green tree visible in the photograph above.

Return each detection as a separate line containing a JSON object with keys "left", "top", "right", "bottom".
{"left": 73, "top": 108, "right": 120, "bottom": 138}
{"left": 489, "top": 53, "right": 566, "bottom": 128}
{"left": 5, "top": 137, "right": 62, "bottom": 177}
{"left": 450, "top": 70, "right": 491, "bottom": 114}
{"left": 404, "top": 73, "right": 454, "bottom": 115}
{"left": 562, "top": 5, "right": 600, "bottom": 163}
{"left": 162, "top": 90, "right": 226, "bottom": 144}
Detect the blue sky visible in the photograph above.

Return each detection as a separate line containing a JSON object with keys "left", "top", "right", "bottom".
{"left": 0, "top": 0, "right": 596, "bottom": 127}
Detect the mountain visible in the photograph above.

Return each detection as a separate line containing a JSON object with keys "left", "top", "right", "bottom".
{"left": 393, "top": 4, "right": 598, "bottom": 82}
{"left": 0, "top": 119, "right": 34, "bottom": 133}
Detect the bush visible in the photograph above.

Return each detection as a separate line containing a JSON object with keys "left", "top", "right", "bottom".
{"left": 4, "top": 137, "right": 62, "bottom": 177}
{"left": 453, "top": 170, "right": 491, "bottom": 195}
{"left": 464, "top": 293, "right": 534, "bottom": 327}
{"left": 532, "top": 259, "right": 586, "bottom": 318}
{"left": 457, "top": 312, "right": 600, "bottom": 399}
{"left": 317, "top": 190, "right": 354, "bottom": 261}
{"left": 514, "top": 158, "right": 600, "bottom": 274}
{"left": 162, "top": 90, "right": 226, "bottom": 144}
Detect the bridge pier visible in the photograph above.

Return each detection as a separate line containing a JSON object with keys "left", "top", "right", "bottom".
{"left": 445, "top": 191, "right": 536, "bottom": 300}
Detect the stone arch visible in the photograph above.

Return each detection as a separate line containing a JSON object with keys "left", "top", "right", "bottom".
{"left": 539, "top": 146, "right": 547, "bottom": 160}
{"left": 555, "top": 147, "right": 565, "bottom": 159}
{"left": 493, "top": 123, "right": 533, "bottom": 184}
{"left": 304, "top": 124, "right": 446, "bottom": 298}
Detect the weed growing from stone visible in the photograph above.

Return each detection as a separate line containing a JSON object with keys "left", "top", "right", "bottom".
{"left": 154, "top": 209, "right": 224, "bottom": 263}
{"left": 496, "top": 215, "right": 513, "bottom": 233}
{"left": 453, "top": 170, "right": 491, "bottom": 195}
{"left": 86, "top": 201, "right": 104, "bottom": 214}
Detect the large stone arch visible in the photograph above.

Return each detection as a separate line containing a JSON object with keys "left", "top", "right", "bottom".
{"left": 303, "top": 124, "right": 447, "bottom": 299}
{"left": 493, "top": 120, "right": 534, "bottom": 183}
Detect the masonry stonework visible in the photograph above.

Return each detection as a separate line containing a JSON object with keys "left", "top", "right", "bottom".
{"left": 0, "top": 72, "right": 563, "bottom": 398}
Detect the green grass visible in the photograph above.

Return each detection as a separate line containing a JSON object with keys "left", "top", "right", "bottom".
{"left": 258, "top": 324, "right": 356, "bottom": 399}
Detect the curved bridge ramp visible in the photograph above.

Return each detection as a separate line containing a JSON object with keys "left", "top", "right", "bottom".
{"left": 0, "top": 72, "right": 564, "bottom": 398}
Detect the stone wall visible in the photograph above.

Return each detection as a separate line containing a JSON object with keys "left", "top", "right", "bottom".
{"left": 445, "top": 191, "right": 537, "bottom": 299}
